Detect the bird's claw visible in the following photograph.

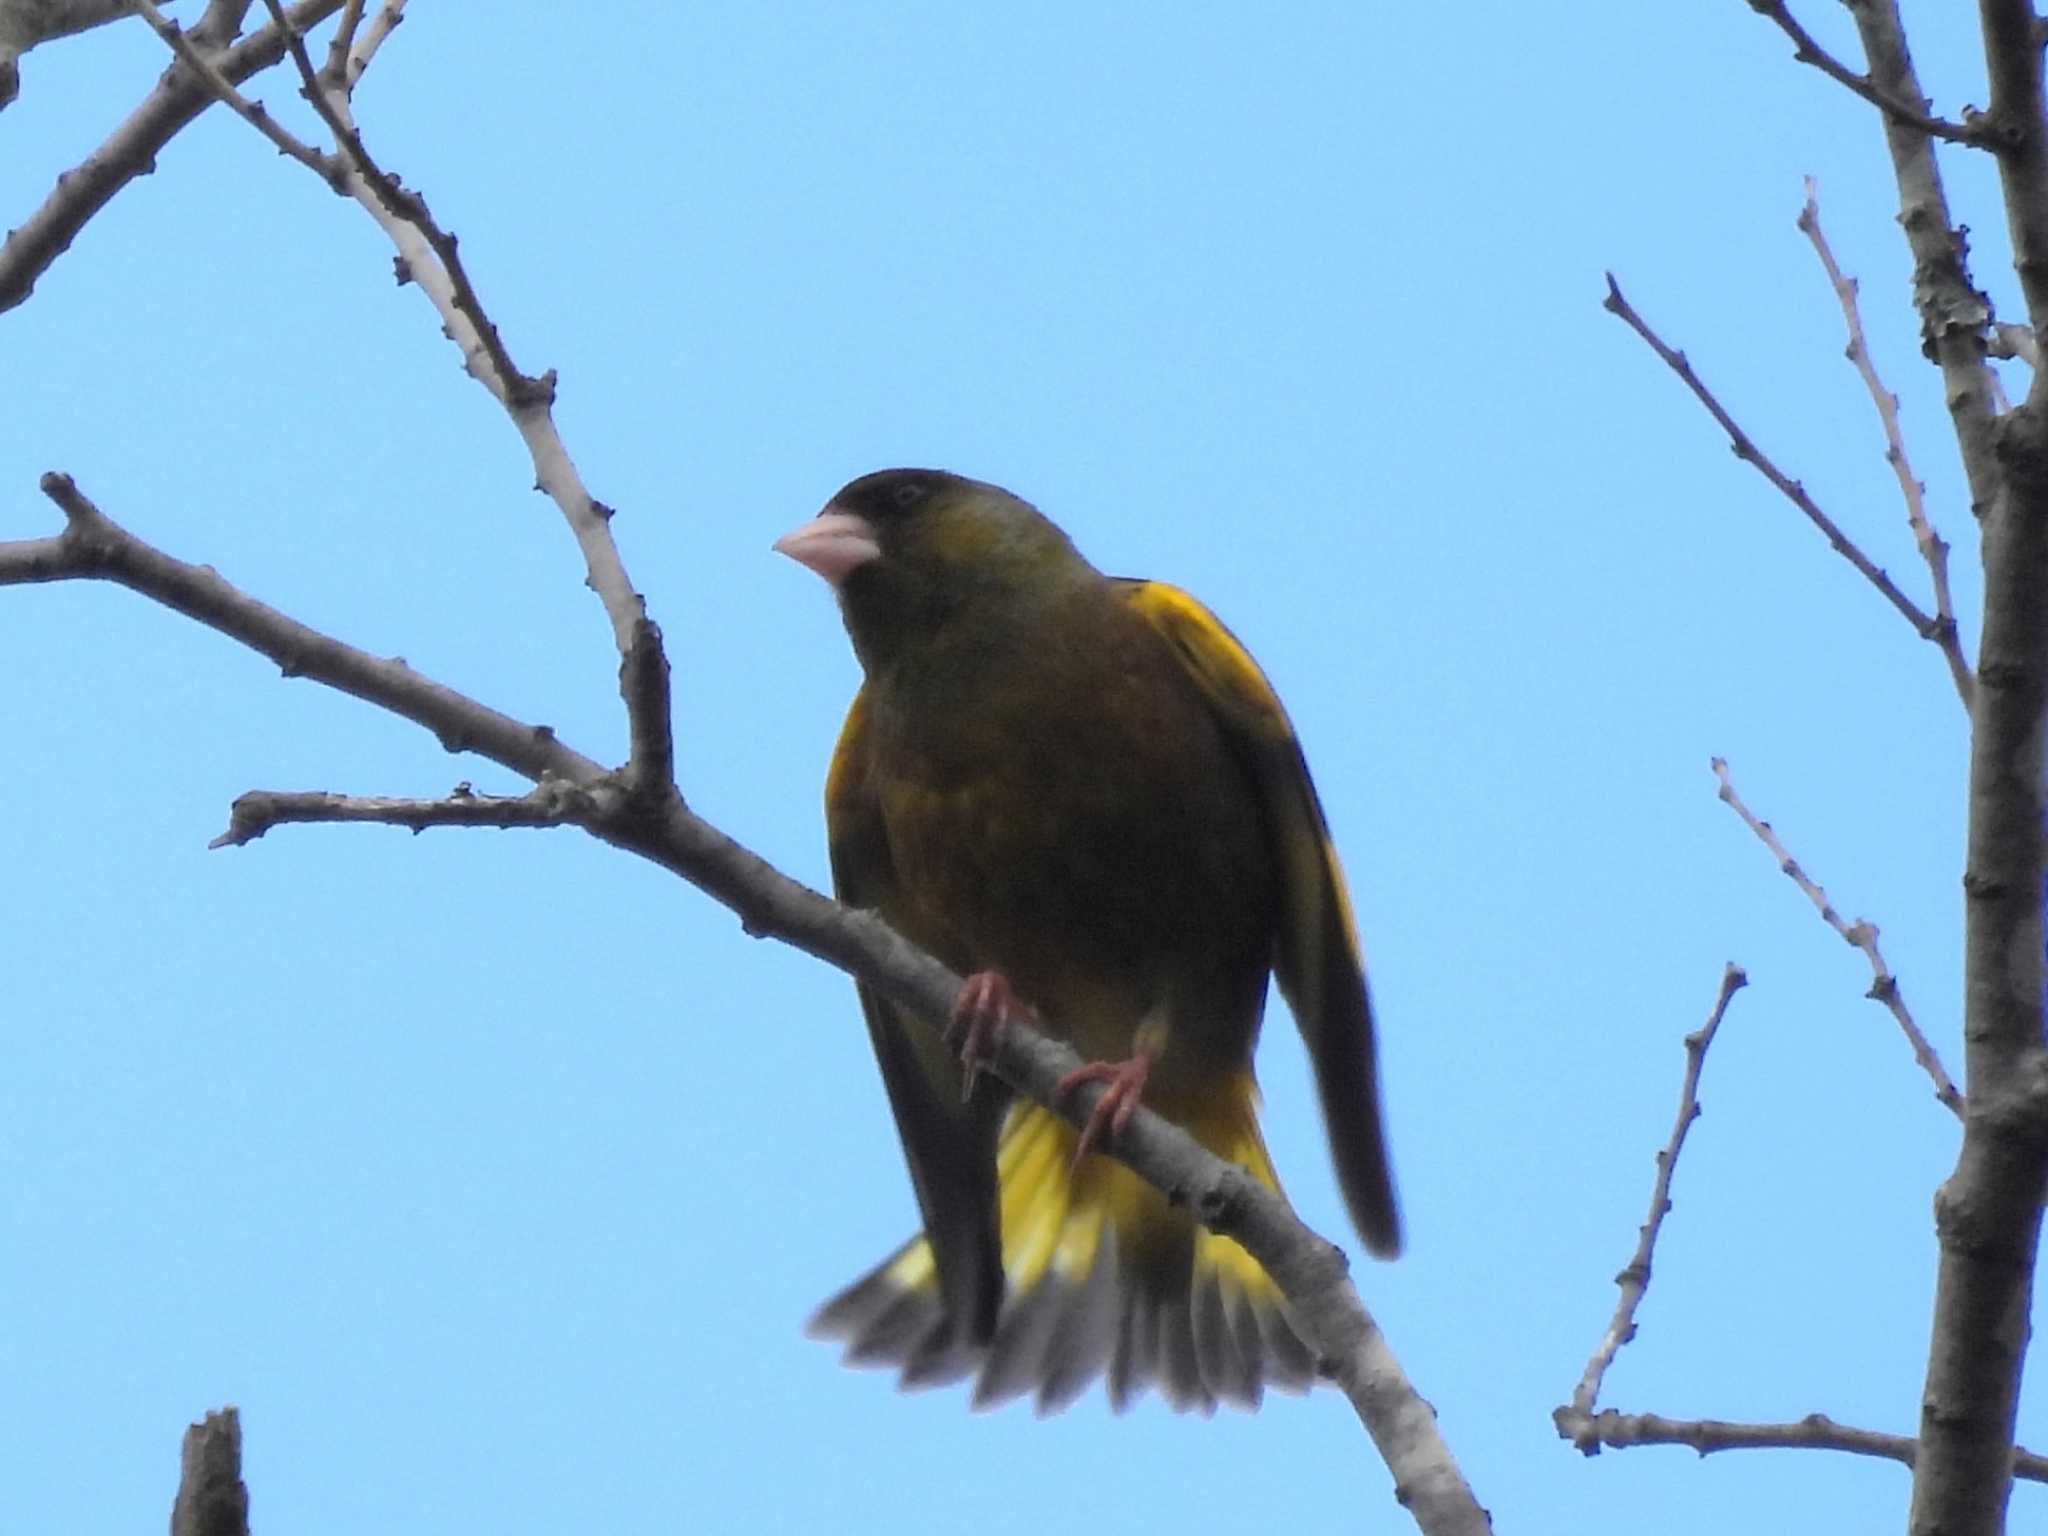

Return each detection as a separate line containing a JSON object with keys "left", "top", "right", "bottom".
{"left": 948, "top": 970, "right": 1028, "bottom": 1102}
{"left": 1056, "top": 1051, "right": 1155, "bottom": 1171}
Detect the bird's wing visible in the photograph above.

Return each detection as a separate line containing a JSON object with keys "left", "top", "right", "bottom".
{"left": 826, "top": 687, "right": 1008, "bottom": 1343}
{"left": 1116, "top": 579, "right": 1401, "bottom": 1258}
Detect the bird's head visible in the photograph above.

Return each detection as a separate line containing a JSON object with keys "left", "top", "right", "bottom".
{"left": 775, "top": 468, "right": 1090, "bottom": 672}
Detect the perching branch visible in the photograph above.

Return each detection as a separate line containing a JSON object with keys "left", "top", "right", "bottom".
{"left": 1561, "top": 963, "right": 1747, "bottom": 1428}
{"left": 1710, "top": 756, "right": 1961, "bottom": 1117}
{"left": 0, "top": 477, "right": 1489, "bottom": 1536}
{"left": 1797, "top": 178, "right": 1972, "bottom": 710}
{"left": 1743, "top": 1, "right": 1987, "bottom": 146}
{"left": 1602, "top": 275, "right": 1953, "bottom": 658}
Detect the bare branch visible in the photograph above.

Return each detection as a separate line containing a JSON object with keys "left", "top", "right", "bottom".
{"left": 1603, "top": 274, "right": 1952, "bottom": 650}
{"left": 169, "top": 1407, "right": 249, "bottom": 1536}
{"left": 1989, "top": 321, "right": 2039, "bottom": 368}
{"left": 339, "top": 0, "right": 398, "bottom": 90}
{"left": 1555, "top": 1406, "right": 2048, "bottom": 1481}
{"left": 591, "top": 792, "right": 1488, "bottom": 1530}
{"left": 1566, "top": 963, "right": 1747, "bottom": 1420}
{"left": 1846, "top": 6, "right": 2002, "bottom": 517}
{"left": 0, "top": 474, "right": 602, "bottom": 785}
{"left": 0, "top": 481, "right": 1490, "bottom": 1532}
{"left": 1797, "top": 178, "right": 1973, "bottom": 709}
{"left": 620, "top": 617, "right": 676, "bottom": 795}
{"left": 1743, "top": 1, "right": 1986, "bottom": 145}
{"left": 1710, "top": 757, "right": 1962, "bottom": 1115}
{"left": 122, "top": 0, "right": 341, "bottom": 183}
{"left": 0, "top": 0, "right": 345, "bottom": 312}
{"left": 1981, "top": 0, "right": 2048, "bottom": 373}
{"left": 1811, "top": 7, "right": 2048, "bottom": 1528}
{"left": 316, "top": 0, "right": 359, "bottom": 83}
{"left": 333, "top": 0, "right": 393, "bottom": 90}
{"left": 0, "top": 0, "right": 132, "bottom": 110}
{"left": 163, "top": 0, "right": 644, "bottom": 660}
{"left": 260, "top": 0, "right": 532, "bottom": 398}
{"left": 210, "top": 784, "right": 587, "bottom": 848}
{"left": 186, "top": 0, "right": 254, "bottom": 48}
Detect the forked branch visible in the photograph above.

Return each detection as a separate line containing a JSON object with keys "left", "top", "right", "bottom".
{"left": 1604, "top": 276, "right": 1958, "bottom": 677}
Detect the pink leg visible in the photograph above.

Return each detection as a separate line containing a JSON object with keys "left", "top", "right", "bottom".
{"left": 1056, "top": 1045, "right": 1157, "bottom": 1169}
{"left": 948, "top": 970, "right": 1030, "bottom": 1100}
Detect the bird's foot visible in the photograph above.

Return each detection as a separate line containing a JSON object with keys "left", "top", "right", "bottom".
{"left": 948, "top": 969, "right": 1029, "bottom": 1101}
{"left": 1056, "top": 1048, "right": 1156, "bottom": 1170}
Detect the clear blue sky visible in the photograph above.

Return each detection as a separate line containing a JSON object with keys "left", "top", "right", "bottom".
{"left": 2, "top": 4, "right": 2032, "bottom": 1532}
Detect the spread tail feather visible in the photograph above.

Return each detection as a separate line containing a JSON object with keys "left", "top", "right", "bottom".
{"left": 808, "top": 1073, "right": 1317, "bottom": 1414}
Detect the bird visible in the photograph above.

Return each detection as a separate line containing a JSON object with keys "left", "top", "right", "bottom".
{"left": 774, "top": 467, "right": 1398, "bottom": 1415}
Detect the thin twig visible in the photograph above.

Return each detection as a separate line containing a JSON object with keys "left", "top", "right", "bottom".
{"left": 1567, "top": 963, "right": 1747, "bottom": 1418}
{"left": 260, "top": 0, "right": 534, "bottom": 401}
{"left": 1711, "top": 757, "right": 1962, "bottom": 1116}
{"left": 210, "top": 784, "right": 587, "bottom": 848}
{"left": 122, "top": 0, "right": 342, "bottom": 184}
{"left": 0, "top": 0, "right": 346, "bottom": 313}
{"left": 9, "top": 474, "right": 600, "bottom": 784}
{"left": 340, "top": 0, "right": 400, "bottom": 90}
{"left": 209, "top": 0, "right": 644, "bottom": 659}
{"left": 1743, "top": 1, "right": 1986, "bottom": 146}
{"left": 1797, "top": 178, "right": 1973, "bottom": 710}
{"left": 1603, "top": 274, "right": 1947, "bottom": 644}
{"left": 317, "top": 0, "right": 362, "bottom": 84}
{"left": 1555, "top": 1406, "right": 2048, "bottom": 1481}
{"left": 131, "top": 0, "right": 643, "bottom": 667}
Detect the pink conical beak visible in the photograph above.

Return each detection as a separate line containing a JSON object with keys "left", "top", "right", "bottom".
{"left": 773, "top": 509, "right": 882, "bottom": 588}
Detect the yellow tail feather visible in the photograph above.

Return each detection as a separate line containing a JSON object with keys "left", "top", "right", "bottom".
{"left": 825, "top": 1072, "right": 1317, "bottom": 1414}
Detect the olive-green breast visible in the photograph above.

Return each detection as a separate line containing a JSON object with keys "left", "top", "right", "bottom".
{"left": 864, "top": 577, "right": 1278, "bottom": 1079}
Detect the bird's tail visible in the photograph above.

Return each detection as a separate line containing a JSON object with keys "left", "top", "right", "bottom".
{"left": 808, "top": 1071, "right": 1318, "bottom": 1415}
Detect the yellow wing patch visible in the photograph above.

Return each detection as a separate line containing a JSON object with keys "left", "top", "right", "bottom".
{"left": 1119, "top": 577, "right": 1399, "bottom": 1259}
{"left": 1116, "top": 578, "right": 1366, "bottom": 988}
{"left": 1118, "top": 579, "right": 1291, "bottom": 743}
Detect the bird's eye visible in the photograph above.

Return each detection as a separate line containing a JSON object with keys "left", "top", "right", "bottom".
{"left": 892, "top": 482, "right": 927, "bottom": 509}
